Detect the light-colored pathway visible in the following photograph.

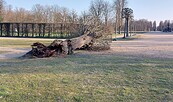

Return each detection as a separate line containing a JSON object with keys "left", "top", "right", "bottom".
{"left": 111, "top": 32, "right": 173, "bottom": 58}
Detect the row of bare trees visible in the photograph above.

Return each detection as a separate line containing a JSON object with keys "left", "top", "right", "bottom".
{"left": 0, "top": 0, "right": 122, "bottom": 28}
{"left": 130, "top": 19, "right": 154, "bottom": 31}
{"left": 2, "top": 5, "right": 79, "bottom": 23}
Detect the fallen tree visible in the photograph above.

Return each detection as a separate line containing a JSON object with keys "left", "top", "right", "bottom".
{"left": 23, "top": 27, "right": 111, "bottom": 58}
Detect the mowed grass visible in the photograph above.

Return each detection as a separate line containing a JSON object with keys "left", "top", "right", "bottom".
{"left": 0, "top": 38, "right": 54, "bottom": 48}
{"left": 0, "top": 38, "right": 173, "bottom": 101}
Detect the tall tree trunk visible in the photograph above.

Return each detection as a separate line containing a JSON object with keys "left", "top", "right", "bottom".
{"left": 126, "top": 17, "right": 129, "bottom": 37}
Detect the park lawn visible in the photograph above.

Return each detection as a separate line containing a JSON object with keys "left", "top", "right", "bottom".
{"left": 0, "top": 54, "right": 173, "bottom": 102}
{"left": 0, "top": 38, "right": 54, "bottom": 48}
{"left": 0, "top": 38, "right": 173, "bottom": 101}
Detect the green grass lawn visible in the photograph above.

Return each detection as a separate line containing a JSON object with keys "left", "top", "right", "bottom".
{"left": 0, "top": 38, "right": 54, "bottom": 48}
{"left": 0, "top": 38, "right": 173, "bottom": 102}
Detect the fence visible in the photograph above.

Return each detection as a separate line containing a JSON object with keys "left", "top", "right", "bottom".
{"left": 0, "top": 22, "right": 83, "bottom": 38}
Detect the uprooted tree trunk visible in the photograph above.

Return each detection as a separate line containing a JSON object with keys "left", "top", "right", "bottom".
{"left": 23, "top": 26, "right": 111, "bottom": 58}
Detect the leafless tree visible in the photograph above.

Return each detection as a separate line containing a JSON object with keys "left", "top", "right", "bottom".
{"left": 102, "top": 1, "right": 112, "bottom": 26}
{"left": 79, "top": 11, "right": 90, "bottom": 24}
{"left": 60, "top": 7, "right": 69, "bottom": 23}
{"left": 0, "top": 0, "right": 4, "bottom": 21}
{"left": 32, "top": 4, "right": 45, "bottom": 23}
{"left": 3, "top": 5, "right": 14, "bottom": 22}
{"left": 89, "top": 0, "right": 105, "bottom": 25}
{"left": 114, "top": 0, "right": 127, "bottom": 34}
{"left": 14, "top": 8, "right": 29, "bottom": 22}
{"left": 52, "top": 5, "right": 62, "bottom": 23}
{"left": 70, "top": 10, "right": 78, "bottom": 23}
{"left": 88, "top": 0, "right": 114, "bottom": 33}
{"left": 131, "top": 19, "right": 153, "bottom": 31}
{"left": 41, "top": 5, "right": 52, "bottom": 23}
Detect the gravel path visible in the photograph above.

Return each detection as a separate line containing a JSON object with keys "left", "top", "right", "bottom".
{"left": 0, "top": 32, "right": 173, "bottom": 59}
{"left": 110, "top": 32, "right": 173, "bottom": 58}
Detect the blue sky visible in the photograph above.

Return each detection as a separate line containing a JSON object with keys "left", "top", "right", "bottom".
{"left": 128, "top": 0, "right": 173, "bottom": 23}
{"left": 4, "top": 0, "right": 173, "bottom": 24}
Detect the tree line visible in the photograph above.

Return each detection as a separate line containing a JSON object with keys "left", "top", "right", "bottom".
{"left": 157, "top": 20, "right": 173, "bottom": 31}
{"left": 0, "top": 0, "right": 172, "bottom": 33}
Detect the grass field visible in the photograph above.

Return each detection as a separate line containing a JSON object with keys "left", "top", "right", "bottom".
{"left": 0, "top": 38, "right": 173, "bottom": 102}
{"left": 0, "top": 38, "right": 54, "bottom": 48}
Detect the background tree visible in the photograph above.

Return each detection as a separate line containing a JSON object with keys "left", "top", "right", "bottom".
{"left": 68, "top": 10, "right": 78, "bottom": 23}
{"left": 157, "top": 21, "right": 164, "bottom": 31}
{"left": 89, "top": 0, "right": 105, "bottom": 26}
{"left": 130, "top": 19, "right": 153, "bottom": 31}
{"left": 3, "top": 5, "right": 15, "bottom": 22}
{"left": 114, "top": 0, "right": 127, "bottom": 34}
{"left": 88, "top": 0, "right": 114, "bottom": 34}
{"left": 79, "top": 11, "right": 90, "bottom": 25}
{"left": 60, "top": 7, "right": 70, "bottom": 23}
{"left": 122, "top": 7, "right": 133, "bottom": 38}
{"left": 152, "top": 21, "right": 157, "bottom": 31}
{"left": 170, "top": 20, "right": 173, "bottom": 31}
{"left": 32, "top": 4, "right": 45, "bottom": 23}
{"left": 14, "top": 8, "right": 29, "bottom": 22}
{"left": 52, "top": 5, "right": 62, "bottom": 23}
{"left": 148, "top": 21, "right": 152, "bottom": 31}
{"left": 102, "top": 1, "right": 112, "bottom": 26}
{"left": 0, "top": 0, "right": 4, "bottom": 22}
